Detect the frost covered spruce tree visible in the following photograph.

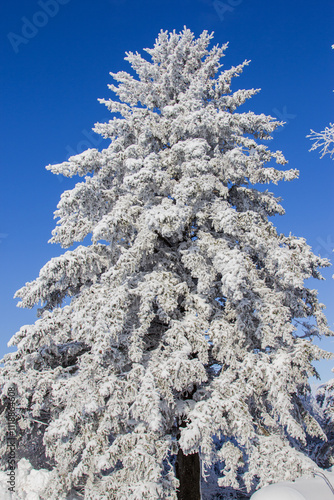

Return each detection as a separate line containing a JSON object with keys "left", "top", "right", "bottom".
{"left": 1, "top": 28, "right": 333, "bottom": 500}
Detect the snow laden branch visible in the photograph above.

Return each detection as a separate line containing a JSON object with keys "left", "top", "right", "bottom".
{"left": 1, "top": 28, "right": 333, "bottom": 500}
{"left": 307, "top": 44, "right": 334, "bottom": 160}
{"left": 14, "top": 244, "right": 112, "bottom": 312}
{"left": 308, "top": 124, "right": 334, "bottom": 159}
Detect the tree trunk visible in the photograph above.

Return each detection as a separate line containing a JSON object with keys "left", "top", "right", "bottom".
{"left": 175, "top": 448, "right": 201, "bottom": 500}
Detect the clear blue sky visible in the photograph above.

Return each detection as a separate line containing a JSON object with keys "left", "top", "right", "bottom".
{"left": 0, "top": 0, "right": 333, "bottom": 384}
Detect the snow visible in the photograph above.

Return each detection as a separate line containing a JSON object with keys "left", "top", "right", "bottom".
{"left": 0, "top": 459, "right": 51, "bottom": 500}
{"left": 251, "top": 470, "right": 334, "bottom": 500}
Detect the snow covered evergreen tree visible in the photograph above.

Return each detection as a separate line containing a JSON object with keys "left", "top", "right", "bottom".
{"left": 1, "top": 28, "right": 333, "bottom": 499}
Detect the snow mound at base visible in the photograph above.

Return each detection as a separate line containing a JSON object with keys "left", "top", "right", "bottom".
{"left": 251, "top": 469, "right": 334, "bottom": 500}
{"left": 0, "top": 459, "right": 51, "bottom": 500}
